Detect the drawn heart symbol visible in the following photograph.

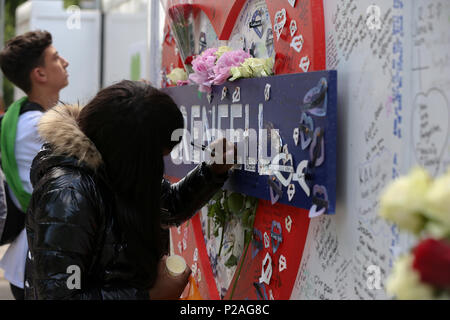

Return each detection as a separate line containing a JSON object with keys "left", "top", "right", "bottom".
{"left": 303, "top": 78, "right": 328, "bottom": 117}
{"left": 299, "top": 56, "right": 310, "bottom": 72}
{"left": 293, "top": 127, "right": 299, "bottom": 146}
{"left": 250, "top": 9, "right": 264, "bottom": 39}
{"left": 271, "top": 153, "right": 294, "bottom": 187}
{"left": 412, "top": 89, "right": 449, "bottom": 176}
{"left": 288, "top": 0, "right": 297, "bottom": 8}
{"left": 252, "top": 228, "right": 263, "bottom": 259}
{"left": 290, "top": 19, "right": 298, "bottom": 37}
{"left": 287, "top": 184, "right": 295, "bottom": 202}
{"left": 268, "top": 177, "right": 282, "bottom": 205}
{"left": 310, "top": 127, "right": 325, "bottom": 167}
{"left": 271, "top": 220, "right": 283, "bottom": 254}
{"left": 300, "top": 112, "right": 314, "bottom": 150}
{"left": 308, "top": 185, "right": 329, "bottom": 218}
{"left": 273, "top": 9, "right": 287, "bottom": 41}
{"left": 290, "top": 34, "right": 304, "bottom": 53}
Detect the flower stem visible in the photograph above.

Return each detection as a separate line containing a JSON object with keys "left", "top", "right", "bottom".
{"left": 218, "top": 222, "right": 227, "bottom": 256}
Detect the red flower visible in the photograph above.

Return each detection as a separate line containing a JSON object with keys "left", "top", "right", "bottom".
{"left": 184, "top": 55, "right": 194, "bottom": 66}
{"left": 412, "top": 238, "right": 450, "bottom": 288}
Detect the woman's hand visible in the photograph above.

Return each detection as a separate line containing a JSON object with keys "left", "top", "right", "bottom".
{"left": 149, "top": 255, "right": 191, "bottom": 300}
{"left": 208, "top": 138, "right": 237, "bottom": 175}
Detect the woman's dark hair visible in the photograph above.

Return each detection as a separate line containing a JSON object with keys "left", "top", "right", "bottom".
{"left": 78, "top": 80, "right": 184, "bottom": 288}
{"left": 0, "top": 30, "right": 52, "bottom": 94}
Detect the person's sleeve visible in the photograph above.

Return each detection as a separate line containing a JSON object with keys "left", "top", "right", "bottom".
{"left": 15, "top": 112, "right": 45, "bottom": 194}
{"left": 27, "top": 181, "right": 149, "bottom": 300}
{"left": 160, "top": 162, "right": 228, "bottom": 227}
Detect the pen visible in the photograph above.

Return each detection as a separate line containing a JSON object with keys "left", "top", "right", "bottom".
{"left": 190, "top": 142, "right": 216, "bottom": 157}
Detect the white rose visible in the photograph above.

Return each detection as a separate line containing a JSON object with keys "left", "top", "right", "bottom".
{"left": 424, "top": 169, "right": 450, "bottom": 230}
{"left": 386, "top": 254, "right": 435, "bottom": 300}
{"left": 379, "top": 167, "right": 431, "bottom": 234}
{"left": 167, "top": 68, "right": 187, "bottom": 85}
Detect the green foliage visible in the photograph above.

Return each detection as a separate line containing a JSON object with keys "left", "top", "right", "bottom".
{"left": 207, "top": 190, "right": 258, "bottom": 261}
{"left": 63, "top": 0, "right": 81, "bottom": 9}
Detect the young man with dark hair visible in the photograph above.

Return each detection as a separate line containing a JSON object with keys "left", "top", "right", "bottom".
{"left": 0, "top": 30, "right": 69, "bottom": 299}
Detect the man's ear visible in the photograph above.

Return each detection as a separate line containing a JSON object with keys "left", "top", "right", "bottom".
{"left": 30, "top": 67, "right": 47, "bottom": 85}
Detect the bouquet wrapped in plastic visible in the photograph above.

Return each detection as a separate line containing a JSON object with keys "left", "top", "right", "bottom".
{"left": 160, "top": 0, "right": 197, "bottom": 74}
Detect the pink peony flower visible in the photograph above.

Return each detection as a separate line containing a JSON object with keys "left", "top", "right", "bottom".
{"left": 189, "top": 48, "right": 218, "bottom": 92}
{"left": 212, "top": 50, "right": 251, "bottom": 85}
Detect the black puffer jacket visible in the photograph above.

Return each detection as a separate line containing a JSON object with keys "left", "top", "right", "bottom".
{"left": 24, "top": 105, "right": 227, "bottom": 300}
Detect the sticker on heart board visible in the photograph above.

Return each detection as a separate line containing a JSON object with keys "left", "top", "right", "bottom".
{"left": 264, "top": 83, "right": 271, "bottom": 101}
{"left": 259, "top": 252, "right": 273, "bottom": 285}
{"left": 290, "top": 34, "right": 304, "bottom": 53}
{"left": 222, "top": 86, "right": 228, "bottom": 100}
{"left": 310, "top": 127, "right": 325, "bottom": 167}
{"left": 299, "top": 56, "right": 310, "bottom": 72}
{"left": 290, "top": 19, "right": 298, "bottom": 37}
{"left": 268, "top": 177, "right": 283, "bottom": 205}
{"left": 232, "top": 87, "right": 241, "bottom": 102}
{"left": 271, "top": 220, "right": 283, "bottom": 254}
{"left": 264, "top": 232, "right": 270, "bottom": 249}
{"left": 252, "top": 228, "right": 263, "bottom": 259}
{"left": 279, "top": 255, "right": 287, "bottom": 272}
{"left": 287, "top": 184, "right": 295, "bottom": 202}
{"left": 273, "top": 9, "right": 287, "bottom": 41}
{"left": 293, "top": 127, "right": 300, "bottom": 146}
{"left": 285, "top": 215, "right": 292, "bottom": 233}
{"left": 250, "top": 9, "right": 264, "bottom": 39}
{"left": 292, "top": 160, "right": 311, "bottom": 197}
{"left": 309, "top": 185, "right": 329, "bottom": 218}
{"left": 288, "top": 0, "right": 297, "bottom": 8}
{"left": 412, "top": 89, "right": 449, "bottom": 176}
{"left": 271, "top": 153, "right": 294, "bottom": 187}
{"left": 303, "top": 77, "right": 328, "bottom": 117}
{"left": 300, "top": 112, "right": 314, "bottom": 150}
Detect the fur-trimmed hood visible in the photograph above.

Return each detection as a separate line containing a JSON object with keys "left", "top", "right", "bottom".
{"left": 38, "top": 104, "right": 103, "bottom": 170}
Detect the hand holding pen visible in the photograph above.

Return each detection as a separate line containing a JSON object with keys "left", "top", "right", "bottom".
{"left": 191, "top": 138, "right": 237, "bottom": 175}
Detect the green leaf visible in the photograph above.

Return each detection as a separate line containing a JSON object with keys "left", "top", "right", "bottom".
{"left": 225, "top": 254, "right": 239, "bottom": 268}
{"left": 242, "top": 209, "right": 251, "bottom": 227}
{"left": 244, "top": 230, "right": 252, "bottom": 246}
{"left": 212, "top": 191, "right": 223, "bottom": 202}
{"left": 228, "top": 193, "right": 244, "bottom": 216}
{"left": 207, "top": 205, "right": 216, "bottom": 217}
{"left": 247, "top": 214, "right": 255, "bottom": 229}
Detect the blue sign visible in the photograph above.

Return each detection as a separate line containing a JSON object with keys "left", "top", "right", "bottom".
{"left": 163, "top": 71, "right": 337, "bottom": 214}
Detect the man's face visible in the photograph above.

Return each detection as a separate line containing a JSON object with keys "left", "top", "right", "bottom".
{"left": 40, "top": 45, "right": 69, "bottom": 91}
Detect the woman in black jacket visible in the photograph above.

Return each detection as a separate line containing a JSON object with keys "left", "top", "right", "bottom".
{"left": 24, "top": 80, "right": 232, "bottom": 299}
